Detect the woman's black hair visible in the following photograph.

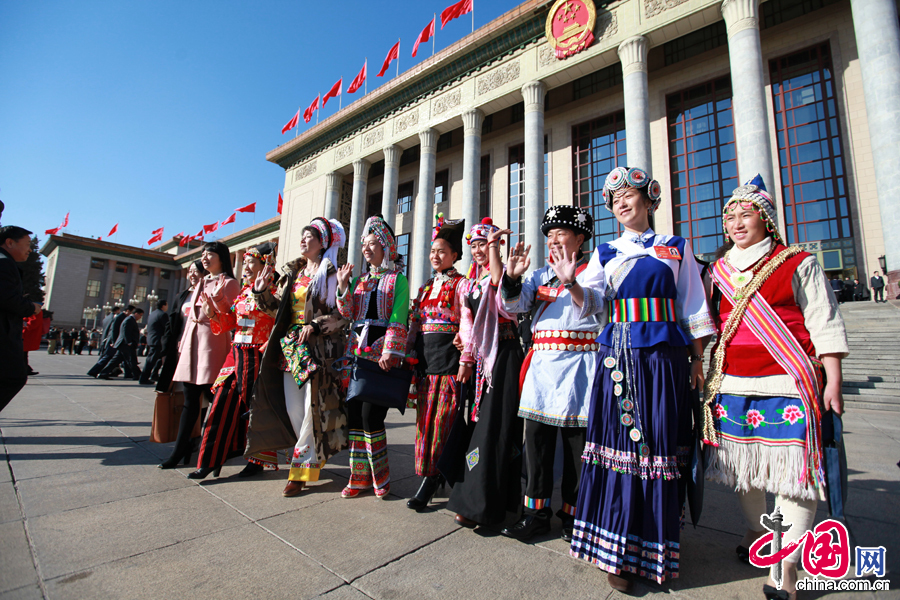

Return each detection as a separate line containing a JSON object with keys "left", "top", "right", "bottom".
{"left": 301, "top": 225, "right": 323, "bottom": 243}
{"left": 190, "top": 259, "right": 208, "bottom": 276}
{"left": 201, "top": 241, "right": 235, "bottom": 279}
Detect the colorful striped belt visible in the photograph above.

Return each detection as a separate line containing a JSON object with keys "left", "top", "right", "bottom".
{"left": 532, "top": 330, "right": 599, "bottom": 352}
{"left": 611, "top": 297, "right": 677, "bottom": 323}
{"left": 422, "top": 322, "right": 459, "bottom": 333}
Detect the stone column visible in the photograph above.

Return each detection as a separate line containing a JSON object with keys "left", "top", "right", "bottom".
{"left": 522, "top": 81, "right": 546, "bottom": 270}
{"left": 149, "top": 267, "right": 160, "bottom": 309}
{"left": 100, "top": 259, "right": 116, "bottom": 305}
{"left": 462, "top": 109, "right": 485, "bottom": 274}
{"left": 722, "top": 0, "right": 775, "bottom": 188}
{"left": 850, "top": 0, "right": 900, "bottom": 296}
{"left": 381, "top": 145, "right": 402, "bottom": 227}
{"left": 412, "top": 128, "right": 439, "bottom": 292}
{"left": 324, "top": 172, "right": 342, "bottom": 220}
{"left": 125, "top": 264, "right": 138, "bottom": 306}
{"left": 618, "top": 36, "right": 652, "bottom": 173}
{"left": 348, "top": 159, "right": 371, "bottom": 276}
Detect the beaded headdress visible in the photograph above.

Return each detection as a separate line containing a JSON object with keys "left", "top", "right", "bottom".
{"left": 433, "top": 213, "right": 466, "bottom": 259}
{"left": 602, "top": 166, "right": 662, "bottom": 212}
{"left": 540, "top": 205, "right": 593, "bottom": 238}
{"left": 722, "top": 174, "right": 783, "bottom": 244}
{"left": 243, "top": 241, "right": 277, "bottom": 268}
{"left": 466, "top": 217, "right": 500, "bottom": 246}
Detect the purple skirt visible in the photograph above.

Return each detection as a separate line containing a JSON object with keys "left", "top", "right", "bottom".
{"left": 570, "top": 343, "right": 692, "bottom": 584}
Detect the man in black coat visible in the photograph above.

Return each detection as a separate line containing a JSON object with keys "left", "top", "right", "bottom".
{"left": 0, "top": 226, "right": 42, "bottom": 412}
{"left": 139, "top": 300, "right": 168, "bottom": 384}
{"left": 830, "top": 276, "right": 845, "bottom": 304}
{"left": 98, "top": 307, "right": 144, "bottom": 380}
{"left": 88, "top": 306, "right": 128, "bottom": 377}
{"left": 853, "top": 278, "right": 868, "bottom": 302}
{"left": 98, "top": 307, "right": 119, "bottom": 352}
{"left": 871, "top": 270, "right": 886, "bottom": 303}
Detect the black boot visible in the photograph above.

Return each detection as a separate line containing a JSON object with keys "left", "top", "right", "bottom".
{"left": 187, "top": 466, "right": 222, "bottom": 480}
{"left": 406, "top": 474, "right": 444, "bottom": 511}
{"left": 557, "top": 509, "right": 575, "bottom": 542}
{"left": 237, "top": 462, "right": 265, "bottom": 478}
{"left": 501, "top": 510, "right": 552, "bottom": 541}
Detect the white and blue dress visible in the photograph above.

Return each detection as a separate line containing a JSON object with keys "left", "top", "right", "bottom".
{"left": 570, "top": 228, "right": 714, "bottom": 583}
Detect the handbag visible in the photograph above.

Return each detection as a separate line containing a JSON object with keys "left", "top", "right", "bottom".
{"left": 685, "top": 384, "right": 706, "bottom": 528}
{"left": 335, "top": 355, "right": 414, "bottom": 414}
{"left": 149, "top": 388, "right": 202, "bottom": 443}
{"left": 820, "top": 410, "right": 857, "bottom": 546}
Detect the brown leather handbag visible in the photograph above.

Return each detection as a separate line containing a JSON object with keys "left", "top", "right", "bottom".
{"left": 149, "top": 387, "right": 201, "bottom": 443}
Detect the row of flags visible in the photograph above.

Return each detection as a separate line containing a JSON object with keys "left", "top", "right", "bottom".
{"left": 282, "top": 0, "right": 474, "bottom": 134}
{"left": 44, "top": 194, "right": 286, "bottom": 248}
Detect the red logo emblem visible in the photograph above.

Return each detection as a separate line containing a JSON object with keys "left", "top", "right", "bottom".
{"left": 546, "top": 0, "right": 597, "bottom": 60}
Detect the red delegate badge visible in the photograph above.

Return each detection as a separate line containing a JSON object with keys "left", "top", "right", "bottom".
{"left": 536, "top": 285, "right": 560, "bottom": 302}
{"left": 654, "top": 246, "right": 682, "bottom": 260}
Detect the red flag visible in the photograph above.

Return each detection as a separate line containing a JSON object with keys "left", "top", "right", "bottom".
{"left": 107, "top": 223, "right": 118, "bottom": 237}
{"left": 151, "top": 226, "right": 164, "bottom": 235}
{"left": 281, "top": 110, "right": 299, "bottom": 134}
{"left": 98, "top": 237, "right": 102, "bottom": 241}
{"left": 61, "top": 213, "right": 69, "bottom": 228}
{"left": 277, "top": 193, "right": 283, "bottom": 215}
{"left": 377, "top": 41, "right": 400, "bottom": 77}
{"left": 203, "top": 221, "right": 219, "bottom": 234}
{"left": 220, "top": 213, "right": 236, "bottom": 226}
{"left": 147, "top": 232, "right": 163, "bottom": 245}
{"left": 179, "top": 234, "right": 192, "bottom": 247}
{"left": 45, "top": 226, "right": 61, "bottom": 235}
{"left": 303, "top": 95, "right": 320, "bottom": 124}
{"left": 348, "top": 61, "right": 367, "bottom": 94}
{"left": 441, "top": 0, "right": 473, "bottom": 29}
{"left": 195, "top": 229, "right": 205, "bottom": 239}
{"left": 412, "top": 19, "right": 435, "bottom": 58}
{"left": 323, "top": 78, "right": 342, "bottom": 107}
{"left": 236, "top": 202, "right": 256, "bottom": 213}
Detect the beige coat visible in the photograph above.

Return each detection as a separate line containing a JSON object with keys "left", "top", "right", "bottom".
{"left": 173, "top": 275, "right": 241, "bottom": 385}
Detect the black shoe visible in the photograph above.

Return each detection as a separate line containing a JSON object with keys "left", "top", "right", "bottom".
{"left": 736, "top": 544, "right": 750, "bottom": 564}
{"left": 158, "top": 450, "right": 192, "bottom": 470}
{"left": 138, "top": 380, "right": 154, "bottom": 385}
{"left": 237, "top": 462, "right": 265, "bottom": 478}
{"left": 187, "top": 466, "right": 221, "bottom": 480}
{"left": 97, "top": 374, "right": 111, "bottom": 380}
{"left": 556, "top": 509, "right": 574, "bottom": 541}
{"left": 406, "top": 474, "right": 444, "bottom": 511}
{"left": 26, "top": 370, "right": 38, "bottom": 376}
{"left": 500, "top": 513, "right": 552, "bottom": 541}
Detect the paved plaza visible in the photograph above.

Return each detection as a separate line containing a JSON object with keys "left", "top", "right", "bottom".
{"left": 1, "top": 352, "right": 898, "bottom": 599}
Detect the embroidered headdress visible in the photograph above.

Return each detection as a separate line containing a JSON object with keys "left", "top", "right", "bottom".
{"left": 306, "top": 217, "right": 346, "bottom": 306}
{"left": 432, "top": 213, "right": 466, "bottom": 259}
{"left": 466, "top": 217, "right": 500, "bottom": 246}
{"left": 722, "top": 174, "right": 783, "bottom": 244}
{"left": 602, "top": 166, "right": 662, "bottom": 212}
{"left": 540, "top": 205, "right": 593, "bottom": 238}
{"left": 243, "top": 241, "right": 277, "bottom": 268}
{"left": 361, "top": 214, "right": 400, "bottom": 271}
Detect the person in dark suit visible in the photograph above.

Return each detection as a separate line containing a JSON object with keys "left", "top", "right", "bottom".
{"left": 853, "top": 278, "right": 868, "bottom": 302}
{"left": 98, "top": 307, "right": 119, "bottom": 352}
{"left": 0, "top": 226, "right": 42, "bottom": 413}
{"left": 139, "top": 300, "right": 168, "bottom": 384}
{"left": 98, "top": 307, "right": 144, "bottom": 380}
{"left": 89, "top": 306, "right": 131, "bottom": 377}
{"left": 155, "top": 261, "right": 206, "bottom": 392}
{"left": 829, "top": 275, "right": 844, "bottom": 303}
{"left": 842, "top": 276, "right": 854, "bottom": 302}
{"left": 871, "top": 270, "right": 886, "bottom": 303}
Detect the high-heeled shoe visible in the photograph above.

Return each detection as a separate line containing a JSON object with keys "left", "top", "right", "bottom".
{"left": 406, "top": 474, "right": 444, "bottom": 511}
{"left": 237, "top": 462, "right": 264, "bottom": 478}
{"left": 158, "top": 449, "right": 192, "bottom": 470}
{"left": 187, "top": 466, "right": 222, "bottom": 480}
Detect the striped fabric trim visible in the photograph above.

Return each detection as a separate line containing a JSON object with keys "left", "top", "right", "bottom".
{"left": 524, "top": 496, "right": 549, "bottom": 510}
{"left": 611, "top": 297, "right": 677, "bottom": 323}
{"left": 560, "top": 502, "right": 576, "bottom": 517}
{"left": 570, "top": 520, "right": 680, "bottom": 584}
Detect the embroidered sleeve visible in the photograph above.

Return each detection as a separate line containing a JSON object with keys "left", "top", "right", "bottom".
{"left": 209, "top": 280, "right": 242, "bottom": 335}
{"left": 384, "top": 273, "right": 410, "bottom": 357}
{"left": 793, "top": 255, "right": 850, "bottom": 358}
{"left": 336, "top": 276, "right": 358, "bottom": 320}
{"left": 406, "top": 281, "right": 426, "bottom": 354}
{"left": 674, "top": 240, "right": 716, "bottom": 340}
{"left": 251, "top": 281, "right": 281, "bottom": 318}
{"left": 313, "top": 275, "right": 349, "bottom": 336}
{"left": 574, "top": 247, "right": 607, "bottom": 320}
{"left": 501, "top": 270, "right": 539, "bottom": 313}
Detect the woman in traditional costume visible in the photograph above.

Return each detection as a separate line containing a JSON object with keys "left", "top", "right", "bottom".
{"left": 446, "top": 218, "right": 524, "bottom": 528}
{"left": 406, "top": 215, "right": 473, "bottom": 511}
{"left": 702, "top": 176, "right": 848, "bottom": 600}
{"left": 245, "top": 218, "right": 348, "bottom": 497}
{"left": 188, "top": 242, "right": 280, "bottom": 479}
{"left": 568, "top": 167, "right": 715, "bottom": 591}
{"left": 160, "top": 242, "right": 241, "bottom": 469}
{"left": 334, "top": 214, "right": 410, "bottom": 499}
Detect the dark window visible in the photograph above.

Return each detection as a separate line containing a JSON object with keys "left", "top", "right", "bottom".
{"left": 111, "top": 283, "right": 125, "bottom": 300}
{"left": 434, "top": 170, "right": 449, "bottom": 204}
{"left": 762, "top": 0, "right": 842, "bottom": 29}
{"left": 90, "top": 258, "right": 105, "bottom": 270}
{"left": 395, "top": 233, "right": 410, "bottom": 276}
{"left": 482, "top": 114, "right": 494, "bottom": 135}
{"left": 158, "top": 289, "right": 168, "bottom": 302}
{"left": 397, "top": 181, "right": 415, "bottom": 214}
{"left": 437, "top": 132, "right": 453, "bottom": 153}
{"left": 115, "top": 262, "right": 129, "bottom": 274}
{"left": 369, "top": 159, "right": 385, "bottom": 179}
{"left": 572, "top": 111, "right": 627, "bottom": 249}
{"left": 508, "top": 140, "right": 551, "bottom": 247}
{"left": 479, "top": 155, "right": 491, "bottom": 217}
{"left": 663, "top": 21, "right": 727, "bottom": 66}
{"left": 771, "top": 43, "right": 851, "bottom": 245}
{"left": 134, "top": 286, "right": 147, "bottom": 303}
{"left": 86, "top": 280, "right": 101, "bottom": 298}
{"left": 667, "top": 76, "right": 737, "bottom": 260}
{"left": 511, "top": 102, "right": 525, "bottom": 124}
{"left": 160, "top": 270, "right": 170, "bottom": 280}
{"left": 399, "top": 146, "right": 420, "bottom": 168}
{"left": 367, "top": 192, "right": 381, "bottom": 218}
{"left": 138, "top": 266, "right": 150, "bottom": 277}
{"left": 572, "top": 64, "right": 623, "bottom": 100}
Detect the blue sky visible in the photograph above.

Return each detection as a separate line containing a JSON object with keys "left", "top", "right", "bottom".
{"left": 0, "top": 0, "right": 511, "bottom": 248}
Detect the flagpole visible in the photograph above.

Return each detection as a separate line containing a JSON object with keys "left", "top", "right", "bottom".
{"left": 432, "top": 14, "right": 436, "bottom": 56}
{"left": 295, "top": 107, "right": 300, "bottom": 138}
{"left": 365, "top": 58, "right": 368, "bottom": 95}
{"left": 317, "top": 94, "right": 320, "bottom": 124}
{"left": 397, "top": 39, "right": 400, "bottom": 77}
{"left": 472, "top": 0, "right": 475, "bottom": 33}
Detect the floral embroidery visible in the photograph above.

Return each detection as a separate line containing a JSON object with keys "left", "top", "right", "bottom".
{"left": 715, "top": 404, "right": 728, "bottom": 420}
{"left": 745, "top": 409, "right": 765, "bottom": 428}
{"left": 781, "top": 404, "right": 805, "bottom": 425}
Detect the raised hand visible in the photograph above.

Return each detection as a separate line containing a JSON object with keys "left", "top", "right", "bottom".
{"left": 548, "top": 245, "right": 578, "bottom": 285}
{"left": 487, "top": 227, "right": 512, "bottom": 247}
{"left": 254, "top": 264, "right": 274, "bottom": 291}
{"left": 506, "top": 242, "right": 531, "bottom": 279}
{"left": 337, "top": 263, "right": 354, "bottom": 293}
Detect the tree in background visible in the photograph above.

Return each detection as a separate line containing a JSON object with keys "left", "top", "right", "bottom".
{"left": 21, "top": 236, "right": 45, "bottom": 303}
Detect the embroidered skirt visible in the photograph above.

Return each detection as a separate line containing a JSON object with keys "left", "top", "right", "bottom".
{"left": 571, "top": 343, "right": 691, "bottom": 584}
{"left": 415, "top": 374, "right": 460, "bottom": 476}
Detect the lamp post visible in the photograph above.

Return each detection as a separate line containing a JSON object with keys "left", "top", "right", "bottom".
{"left": 114, "top": 299, "right": 125, "bottom": 309}
{"left": 879, "top": 255, "right": 887, "bottom": 274}
{"left": 82, "top": 307, "right": 91, "bottom": 327}
{"left": 147, "top": 289, "right": 159, "bottom": 309}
